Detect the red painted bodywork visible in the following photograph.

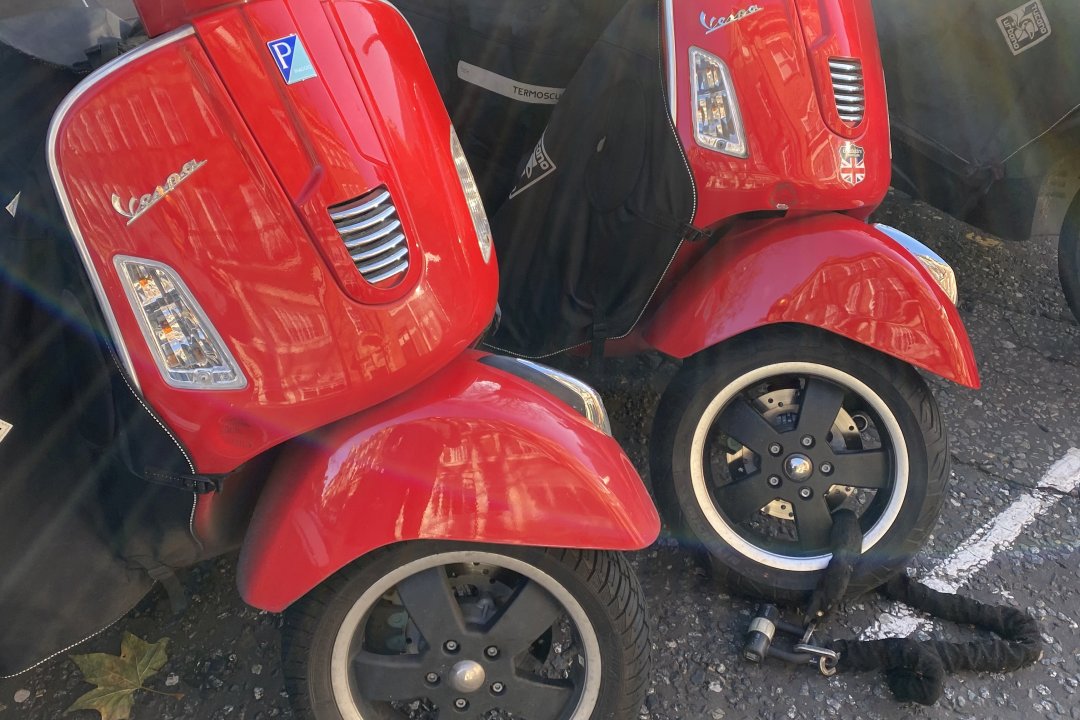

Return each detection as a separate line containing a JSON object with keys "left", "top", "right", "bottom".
{"left": 642, "top": 214, "right": 980, "bottom": 388}
{"left": 606, "top": 0, "right": 980, "bottom": 390}
{"left": 237, "top": 351, "right": 660, "bottom": 612}
{"left": 52, "top": 0, "right": 498, "bottom": 473}
{"left": 673, "top": 0, "right": 890, "bottom": 228}
{"left": 135, "top": 0, "right": 247, "bottom": 37}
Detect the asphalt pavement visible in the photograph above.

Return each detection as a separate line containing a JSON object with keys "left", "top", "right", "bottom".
{"left": 2, "top": 189, "right": 1079, "bottom": 720}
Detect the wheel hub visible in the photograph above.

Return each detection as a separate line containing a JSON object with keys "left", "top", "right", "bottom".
{"left": 449, "top": 660, "right": 485, "bottom": 693}
{"left": 783, "top": 453, "right": 814, "bottom": 482}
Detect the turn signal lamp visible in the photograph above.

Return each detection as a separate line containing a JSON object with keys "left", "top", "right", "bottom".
{"left": 690, "top": 47, "right": 747, "bottom": 158}
{"left": 450, "top": 127, "right": 493, "bottom": 263}
{"left": 115, "top": 257, "right": 247, "bottom": 389}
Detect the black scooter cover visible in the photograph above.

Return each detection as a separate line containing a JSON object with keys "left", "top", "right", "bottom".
{"left": 873, "top": 0, "right": 1080, "bottom": 175}
{"left": 0, "top": 42, "right": 200, "bottom": 676}
{"left": 398, "top": 0, "right": 696, "bottom": 358}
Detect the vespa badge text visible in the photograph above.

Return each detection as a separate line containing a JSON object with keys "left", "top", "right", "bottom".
{"left": 111, "top": 159, "right": 208, "bottom": 226}
{"left": 701, "top": 5, "right": 763, "bottom": 34}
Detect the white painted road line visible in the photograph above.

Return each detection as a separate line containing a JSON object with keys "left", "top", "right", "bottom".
{"left": 862, "top": 448, "right": 1080, "bottom": 640}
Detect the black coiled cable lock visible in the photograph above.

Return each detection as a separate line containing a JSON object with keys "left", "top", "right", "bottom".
{"left": 739, "top": 509, "right": 1043, "bottom": 705}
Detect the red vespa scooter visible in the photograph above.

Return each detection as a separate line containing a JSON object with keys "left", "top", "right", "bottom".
{"left": 402, "top": 0, "right": 979, "bottom": 602}
{"left": 0, "top": 1, "right": 658, "bottom": 718}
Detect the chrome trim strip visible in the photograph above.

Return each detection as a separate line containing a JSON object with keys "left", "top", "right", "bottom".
{"left": 829, "top": 71, "right": 861, "bottom": 83}
{"left": 874, "top": 223, "right": 958, "bottom": 304}
{"left": 329, "top": 189, "right": 391, "bottom": 221}
{"left": 355, "top": 246, "right": 409, "bottom": 275}
{"left": 828, "top": 60, "right": 860, "bottom": 72}
{"left": 342, "top": 218, "right": 401, "bottom": 248}
{"left": 832, "top": 82, "right": 861, "bottom": 93}
{"left": 350, "top": 234, "right": 405, "bottom": 262}
{"left": 336, "top": 204, "right": 396, "bottom": 235}
{"left": 514, "top": 358, "right": 612, "bottom": 436}
{"left": 364, "top": 260, "right": 410, "bottom": 285}
{"left": 47, "top": 26, "right": 198, "bottom": 391}
{"left": 663, "top": 0, "right": 677, "bottom": 125}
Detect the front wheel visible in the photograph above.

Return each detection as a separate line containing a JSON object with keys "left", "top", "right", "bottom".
{"left": 651, "top": 326, "right": 949, "bottom": 603}
{"left": 1058, "top": 190, "right": 1080, "bottom": 323}
{"left": 283, "top": 542, "right": 650, "bottom": 720}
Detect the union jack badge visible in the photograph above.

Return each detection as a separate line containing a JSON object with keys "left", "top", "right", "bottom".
{"left": 838, "top": 142, "right": 866, "bottom": 186}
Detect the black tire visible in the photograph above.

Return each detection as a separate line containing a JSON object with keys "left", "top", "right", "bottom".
{"left": 1058, "top": 191, "right": 1080, "bottom": 323}
{"left": 282, "top": 541, "right": 650, "bottom": 720}
{"left": 651, "top": 326, "right": 949, "bottom": 603}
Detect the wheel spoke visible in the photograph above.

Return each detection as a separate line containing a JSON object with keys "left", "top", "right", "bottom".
{"left": 500, "top": 675, "right": 575, "bottom": 720}
{"left": 795, "top": 378, "right": 845, "bottom": 437}
{"left": 395, "top": 567, "right": 466, "bottom": 647}
{"left": 487, "top": 580, "right": 563, "bottom": 653}
{"left": 713, "top": 479, "right": 777, "bottom": 525}
{"left": 794, "top": 500, "right": 834, "bottom": 549}
{"left": 352, "top": 651, "right": 428, "bottom": 702}
{"left": 716, "top": 397, "right": 781, "bottom": 452}
{"left": 833, "top": 449, "right": 890, "bottom": 489}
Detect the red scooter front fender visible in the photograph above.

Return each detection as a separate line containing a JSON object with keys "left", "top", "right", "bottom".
{"left": 237, "top": 350, "right": 659, "bottom": 612}
{"left": 643, "top": 214, "right": 980, "bottom": 388}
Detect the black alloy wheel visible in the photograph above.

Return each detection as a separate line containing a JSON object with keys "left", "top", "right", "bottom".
{"left": 652, "top": 326, "right": 950, "bottom": 601}
{"left": 283, "top": 542, "right": 650, "bottom": 720}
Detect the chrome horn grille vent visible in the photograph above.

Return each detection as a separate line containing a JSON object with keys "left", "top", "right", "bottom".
{"left": 828, "top": 58, "right": 864, "bottom": 126}
{"left": 328, "top": 187, "right": 409, "bottom": 287}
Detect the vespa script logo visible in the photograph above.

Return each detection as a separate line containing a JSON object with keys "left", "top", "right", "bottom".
{"left": 701, "top": 5, "right": 763, "bottom": 34}
{"left": 110, "top": 160, "right": 207, "bottom": 226}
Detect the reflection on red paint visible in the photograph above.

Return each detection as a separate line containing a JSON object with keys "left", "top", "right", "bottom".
{"left": 52, "top": 3, "right": 498, "bottom": 473}
{"left": 237, "top": 351, "right": 660, "bottom": 611}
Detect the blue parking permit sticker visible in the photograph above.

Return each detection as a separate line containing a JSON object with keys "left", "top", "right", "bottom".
{"left": 267, "top": 34, "right": 317, "bottom": 85}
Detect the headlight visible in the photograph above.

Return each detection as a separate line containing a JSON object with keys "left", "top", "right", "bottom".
{"left": 874, "top": 224, "right": 959, "bottom": 305}
{"left": 450, "top": 127, "right": 493, "bottom": 263}
{"left": 690, "top": 47, "right": 747, "bottom": 158}
{"left": 115, "top": 257, "right": 247, "bottom": 389}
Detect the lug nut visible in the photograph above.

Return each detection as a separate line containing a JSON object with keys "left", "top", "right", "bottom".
{"left": 801, "top": 435, "right": 815, "bottom": 448}
{"left": 485, "top": 645, "right": 500, "bottom": 659}
{"left": 767, "top": 475, "right": 782, "bottom": 488}
{"left": 821, "top": 462, "right": 833, "bottom": 475}
{"left": 444, "top": 640, "right": 459, "bottom": 653}
{"left": 491, "top": 682, "right": 505, "bottom": 695}
{"left": 454, "top": 698, "right": 469, "bottom": 711}
{"left": 425, "top": 672, "right": 440, "bottom": 685}
{"left": 769, "top": 443, "right": 783, "bottom": 456}
{"left": 799, "top": 487, "right": 813, "bottom": 500}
